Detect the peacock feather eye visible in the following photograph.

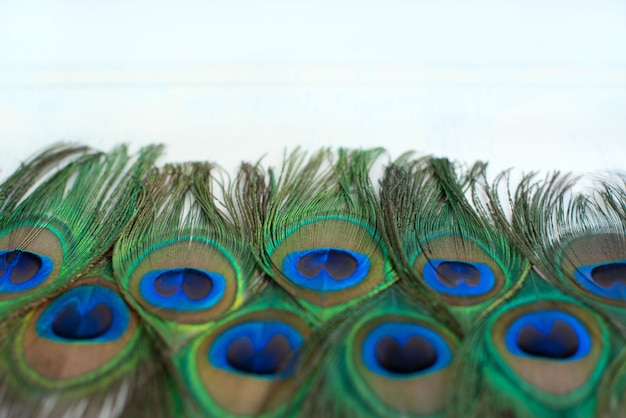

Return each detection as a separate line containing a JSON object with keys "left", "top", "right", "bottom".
{"left": 36, "top": 284, "right": 130, "bottom": 343}
{"left": 380, "top": 157, "right": 531, "bottom": 334}
{"left": 113, "top": 163, "right": 256, "bottom": 346}
{"left": 269, "top": 217, "right": 391, "bottom": 311}
{"left": 0, "top": 145, "right": 162, "bottom": 321}
{"left": 283, "top": 247, "right": 370, "bottom": 291}
{"left": 413, "top": 235, "right": 513, "bottom": 306}
{"left": 0, "top": 270, "right": 182, "bottom": 417}
{"left": 122, "top": 240, "right": 241, "bottom": 325}
{"left": 361, "top": 322, "right": 453, "bottom": 377}
{"left": 558, "top": 234, "right": 626, "bottom": 305}
{"left": 1, "top": 275, "right": 139, "bottom": 385}
{"left": 209, "top": 321, "right": 303, "bottom": 377}
{"left": 422, "top": 259, "right": 496, "bottom": 296}
{"left": 0, "top": 249, "right": 54, "bottom": 292}
{"left": 344, "top": 291, "right": 460, "bottom": 417}
{"left": 579, "top": 261, "right": 626, "bottom": 295}
{"left": 176, "top": 305, "right": 313, "bottom": 417}
{"left": 232, "top": 149, "right": 394, "bottom": 320}
{"left": 444, "top": 274, "right": 619, "bottom": 417}
{"left": 489, "top": 299, "right": 606, "bottom": 396}
{"left": 504, "top": 311, "right": 590, "bottom": 361}
{"left": 0, "top": 226, "right": 64, "bottom": 300}
{"left": 141, "top": 266, "right": 226, "bottom": 310}
{"left": 20, "top": 278, "right": 138, "bottom": 381}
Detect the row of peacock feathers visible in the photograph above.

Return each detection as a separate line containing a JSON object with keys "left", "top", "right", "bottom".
{"left": 1, "top": 144, "right": 625, "bottom": 418}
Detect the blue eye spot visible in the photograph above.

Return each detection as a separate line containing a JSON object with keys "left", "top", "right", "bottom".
{"left": 140, "top": 267, "right": 226, "bottom": 311}
{"left": 362, "top": 323, "right": 452, "bottom": 377}
{"left": 37, "top": 285, "right": 130, "bottom": 343}
{"left": 505, "top": 310, "right": 590, "bottom": 360}
{"left": 0, "top": 250, "right": 54, "bottom": 292}
{"left": 422, "top": 259, "right": 495, "bottom": 296}
{"left": 52, "top": 302, "right": 113, "bottom": 340}
{"left": 283, "top": 248, "right": 370, "bottom": 291}
{"left": 209, "top": 321, "right": 303, "bottom": 377}
{"left": 574, "top": 261, "right": 626, "bottom": 299}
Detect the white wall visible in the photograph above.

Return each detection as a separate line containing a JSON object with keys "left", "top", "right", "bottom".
{"left": 1, "top": 0, "right": 625, "bottom": 179}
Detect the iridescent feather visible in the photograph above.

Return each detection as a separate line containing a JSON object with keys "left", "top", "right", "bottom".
{"left": 0, "top": 144, "right": 162, "bottom": 321}
{"left": 232, "top": 149, "right": 396, "bottom": 320}
{"left": 484, "top": 171, "right": 626, "bottom": 331}
{"left": 284, "top": 284, "right": 460, "bottom": 418}
{"left": 381, "top": 156, "right": 528, "bottom": 332}
{"left": 174, "top": 282, "right": 317, "bottom": 417}
{"left": 1, "top": 144, "right": 625, "bottom": 418}
{"left": 0, "top": 261, "right": 182, "bottom": 418}
{"left": 446, "top": 273, "right": 623, "bottom": 418}
{"left": 113, "top": 162, "right": 257, "bottom": 348}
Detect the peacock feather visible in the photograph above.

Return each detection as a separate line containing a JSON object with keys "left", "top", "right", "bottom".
{"left": 483, "top": 171, "right": 626, "bottom": 333}
{"left": 1, "top": 144, "right": 625, "bottom": 417}
{"left": 446, "top": 273, "right": 624, "bottom": 418}
{"left": 0, "top": 260, "right": 183, "bottom": 418}
{"left": 283, "top": 283, "right": 460, "bottom": 418}
{"left": 232, "top": 148, "right": 396, "bottom": 321}
{"left": 113, "top": 162, "right": 257, "bottom": 348}
{"left": 174, "top": 281, "right": 317, "bottom": 417}
{"left": 0, "top": 144, "right": 161, "bottom": 322}
{"left": 381, "top": 156, "right": 529, "bottom": 333}
{"left": 0, "top": 144, "right": 90, "bottom": 213}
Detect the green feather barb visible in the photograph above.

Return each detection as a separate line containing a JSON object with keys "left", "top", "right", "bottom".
{"left": 0, "top": 144, "right": 162, "bottom": 321}
{"left": 232, "top": 148, "right": 396, "bottom": 320}
{"left": 113, "top": 162, "right": 257, "bottom": 348}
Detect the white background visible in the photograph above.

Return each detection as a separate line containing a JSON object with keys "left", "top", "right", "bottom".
{"left": 1, "top": 0, "right": 625, "bottom": 181}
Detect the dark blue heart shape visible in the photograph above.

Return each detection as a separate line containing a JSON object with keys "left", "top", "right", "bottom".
{"left": 0, "top": 250, "right": 42, "bottom": 284}
{"left": 591, "top": 262, "right": 626, "bottom": 288}
{"left": 517, "top": 320, "right": 579, "bottom": 359}
{"left": 435, "top": 261, "right": 481, "bottom": 287}
{"left": 374, "top": 335, "right": 438, "bottom": 374}
{"left": 226, "top": 334, "right": 292, "bottom": 375}
{"left": 52, "top": 301, "right": 114, "bottom": 340}
{"left": 296, "top": 249, "right": 357, "bottom": 280}
{"left": 153, "top": 268, "right": 213, "bottom": 300}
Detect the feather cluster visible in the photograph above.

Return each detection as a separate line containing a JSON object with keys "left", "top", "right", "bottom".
{"left": 0, "top": 144, "right": 625, "bottom": 418}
